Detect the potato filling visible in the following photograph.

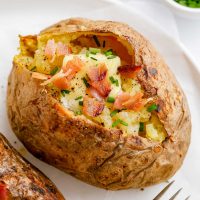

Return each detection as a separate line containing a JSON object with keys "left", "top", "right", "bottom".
{"left": 16, "top": 35, "right": 167, "bottom": 142}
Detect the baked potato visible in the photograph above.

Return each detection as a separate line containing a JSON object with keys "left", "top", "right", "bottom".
{"left": 0, "top": 132, "right": 64, "bottom": 199}
{"left": 7, "top": 18, "right": 191, "bottom": 190}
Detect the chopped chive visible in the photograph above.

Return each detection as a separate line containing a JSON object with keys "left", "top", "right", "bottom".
{"left": 82, "top": 77, "right": 90, "bottom": 88}
{"left": 75, "top": 110, "right": 82, "bottom": 115}
{"left": 109, "top": 76, "right": 115, "bottom": 83}
{"left": 61, "top": 90, "right": 70, "bottom": 96}
{"left": 110, "top": 110, "right": 119, "bottom": 117}
{"left": 139, "top": 122, "right": 144, "bottom": 132}
{"left": 50, "top": 66, "right": 59, "bottom": 75}
{"left": 103, "top": 40, "right": 106, "bottom": 48}
{"left": 75, "top": 96, "right": 83, "bottom": 100}
{"left": 86, "top": 51, "right": 89, "bottom": 57}
{"left": 89, "top": 47, "right": 100, "bottom": 54}
{"left": 147, "top": 104, "right": 158, "bottom": 112}
{"left": 30, "top": 66, "right": 36, "bottom": 71}
{"left": 112, "top": 119, "right": 121, "bottom": 127}
{"left": 93, "top": 35, "right": 100, "bottom": 47}
{"left": 90, "top": 57, "right": 97, "bottom": 61}
{"left": 120, "top": 120, "right": 128, "bottom": 126}
{"left": 112, "top": 119, "right": 128, "bottom": 127}
{"left": 107, "top": 96, "right": 115, "bottom": 103}
{"left": 115, "top": 79, "right": 119, "bottom": 86}
{"left": 107, "top": 55, "right": 116, "bottom": 59}
{"left": 104, "top": 49, "right": 113, "bottom": 56}
{"left": 109, "top": 76, "right": 119, "bottom": 87}
{"left": 79, "top": 101, "right": 83, "bottom": 106}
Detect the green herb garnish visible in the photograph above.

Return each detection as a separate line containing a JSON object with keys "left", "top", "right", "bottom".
{"left": 109, "top": 76, "right": 115, "bottom": 83}
{"left": 109, "top": 76, "right": 119, "bottom": 86}
{"left": 61, "top": 90, "right": 70, "bottom": 96}
{"left": 110, "top": 110, "right": 119, "bottom": 117}
{"left": 75, "top": 110, "right": 82, "bottom": 115}
{"left": 30, "top": 66, "right": 36, "bottom": 71}
{"left": 139, "top": 122, "right": 144, "bottom": 132}
{"left": 107, "top": 96, "right": 115, "bottom": 103}
{"left": 115, "top": 80, "right": 119, "bottom": 86}
{"left": 93, "top": 35, "right": 100, "bottom": 47}
{"left": 104, "top": 49, "right": 113, "bottom": 56}
{"left": 120, "top": 120, "right": 128, "bottom": 126}
{"left": 75, "top": 96, "right": 83, "bottom": 100}
{"left": 82, "top": 77, "right": 90, "bottom": 88}
{"left": 174, "top": 0, "right": 200, "bottom": 8}
{"left": 112, "top": 119, "right": 128, "bottom": 127}
{"left": 79, "top": 101, "right": 83, "bottom": 106}
{"left": 147, "top": 104, "right": 158, "bottom": 112}
{"left": 107, "top": 55, "right": 116, "bottom": 59}
{"left": 89, "top": 47, "right": 100, "bottom": 54}
{"left": 86, "top": 51, "right": 89, "bottom": 57}
{"left": 90, "top": 57, "right": 97, "bottom": 61}
{"left": 50, "top": 66, "right": 59, "bottom": 75}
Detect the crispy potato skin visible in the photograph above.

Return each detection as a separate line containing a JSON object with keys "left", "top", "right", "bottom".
{"left": 7, "top": 18, "right": 191, "bottom": 190}
{"left": 0, "top": 133, "right": 64, "bottom": 199}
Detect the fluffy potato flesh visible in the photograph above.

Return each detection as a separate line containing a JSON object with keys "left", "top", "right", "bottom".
{"left": 15, "top": 33, "right": 167, "bottom": 142}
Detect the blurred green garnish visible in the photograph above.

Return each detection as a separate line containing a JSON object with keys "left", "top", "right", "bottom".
{"left": 174, "top": 0, "right": 200, "bottom": 8}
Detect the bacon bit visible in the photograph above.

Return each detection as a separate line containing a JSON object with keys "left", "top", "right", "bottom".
{"left": 87, "top": 63, "right": 107, "bottom": 82}
{"left": 83, "top": 96, "right": 104, "bottom": 117}
{"left": 87, "top": 63, "right": 111, "bottom": 98}
{"left": 44, "top": 39, "right": 71, "bottom": 62}
{"left": 113, "top": 92, "right": 130, "bottom": 110}
{"left": 118, "top": 65, "right": 142, "bottom": 78}
{"left": 41, "top": 69, "right": 65, "bottom": 86}
{"left": 40, "top": 57, "right": 83, "bottom": 89}
{"left": 113, "top": 92, "right": 146, "bottom": 111}
{"left": 32, "top": 72, "right": 50, "bottom": 80}
{"left": 86, "top": 87, "right": 104, "bottom": 101}
{"left": 0, "top": 183, "right": 9, "bottom": 200}
{"left": 45, "top": 39, "right": 57, "bottom": 60}
{"left": 53, "top": 77, "right": 69, "bottom": 89}
{"left": 90, "top": 79, "right": 111, "bottom": 98}
{"left": 62, "top": 56, "right": 84, "bottom": 81}
{"left": 56, "top": 42, "right": 71, "bottom": 56}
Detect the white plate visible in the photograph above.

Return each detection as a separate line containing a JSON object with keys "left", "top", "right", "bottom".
{"left": 0, "top": 0, "right": 200, "bottom": 199}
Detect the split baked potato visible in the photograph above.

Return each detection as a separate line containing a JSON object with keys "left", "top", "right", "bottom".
{"left": 0, "top": 133, "right": 64, "bottom": 199}
{"left": 7, "top": 18, "right": 191, "bottom": 190}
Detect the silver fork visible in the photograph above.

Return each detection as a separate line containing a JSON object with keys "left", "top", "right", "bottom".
{"left": 153, "top": 181, "right": 191, "bottom": 200}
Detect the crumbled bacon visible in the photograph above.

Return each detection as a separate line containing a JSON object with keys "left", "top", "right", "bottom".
{"left": 118, "top": 65, "right": 142, "bottom": 78}
{"left": 40, "top": 69, "right": 65, "bottom": 86}
{"left": 86, "top": 87, "right": 104, "bottom": 101}
{"left": 87, "top": 63, "right": 107, "bottom": 82}
{"left": 44, "top": 39, "right": 57, "bottom": 60}
{"left": 52, "top": 77, "right": 69, "bottom": 89}
{"left": 83, "top": 96, "right": 104, "bottom": 117}
{"left": 44, "top": 39, "right": 71, "bottom": 62}
{"left": 32, "top": 72, "right": 50, "bottom": 80}
{"left": 56, "top": 42, "right": 71, "bottom": 56}
{"left": 62, "top": 56, "right": 84, "bottom": 81}
{"left": 40, "top": 57, "right": 84, "bottom": 89}
{"left": 114, "top": 92, "right": 146, "bottom": 111}
{"left": 87, "top": 63, "right": 111, "bottom": 98}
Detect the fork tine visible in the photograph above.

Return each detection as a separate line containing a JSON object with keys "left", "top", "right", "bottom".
{"left": 185, "top": 195, "right": 191, "bottom": 200}
{"left": 153, "top": 181, "right": 175, "bottom": 200}
{"left": 168, "top": 188, "right": 183, "bottom": 200}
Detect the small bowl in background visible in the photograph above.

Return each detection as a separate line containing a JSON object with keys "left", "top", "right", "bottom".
{"left": 165, "top": 0, "right": 200, "bottom": 19}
